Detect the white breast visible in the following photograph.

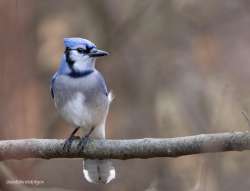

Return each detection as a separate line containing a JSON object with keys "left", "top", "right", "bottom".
{"left": 60, "top": 92, "right": 91, "bottom": 127}
{"left": 53, "top": 72, "right": 110, "bottom": 129}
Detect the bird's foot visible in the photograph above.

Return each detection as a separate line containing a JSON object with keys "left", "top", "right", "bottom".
{"left": 77, "top": 127, "right": 95, "bottom": 151}
{"left": 63, "top": 135, "right": 80, "bottom": 152}
{"left": 77, "top": 136, "right": 91, "bottom": 151}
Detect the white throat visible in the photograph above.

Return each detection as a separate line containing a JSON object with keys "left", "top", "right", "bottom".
{"left": 73, "top": 57, "right": 96, "bottom": 72}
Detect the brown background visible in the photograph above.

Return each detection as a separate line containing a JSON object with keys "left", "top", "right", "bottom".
{"left": 1, "top": 0, "right": 250, "bottom": 190}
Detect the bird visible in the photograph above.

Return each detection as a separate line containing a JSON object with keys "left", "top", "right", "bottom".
{"left": 50, "top": 37, "right": 115, "bottom": 184}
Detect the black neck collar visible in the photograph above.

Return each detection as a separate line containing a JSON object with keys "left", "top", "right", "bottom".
{"left": 68, "top": 70, "right": 94, "bottom": 78}
{"left": 65, "top": 52, "right": 74, "bottom": 67}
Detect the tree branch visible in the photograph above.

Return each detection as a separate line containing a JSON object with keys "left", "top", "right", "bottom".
{"left": 0, "top": 131, "right": 250, "bottom": 161}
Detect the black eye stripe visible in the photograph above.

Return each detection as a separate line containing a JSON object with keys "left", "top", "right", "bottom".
{"left": 64, "top": 47, "right": 71, "bottom": 53}
{"left": 85, "top": 46, "right": 93, "bottom": 53}
{"left": 64, "top": 46, "right": 94, "bottom": 54}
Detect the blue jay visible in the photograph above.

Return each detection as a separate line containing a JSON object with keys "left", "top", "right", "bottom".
{"left": 50, "top": 38, "right": 115, "bottom": 184}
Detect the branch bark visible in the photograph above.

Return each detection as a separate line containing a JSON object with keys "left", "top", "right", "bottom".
{"left": 0, "top": 131, "right": 250, "bottom": 161}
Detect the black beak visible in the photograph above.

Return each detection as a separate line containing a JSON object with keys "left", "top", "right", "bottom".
{"left": 89, "top": 48, "right": 109, "bottom": 57}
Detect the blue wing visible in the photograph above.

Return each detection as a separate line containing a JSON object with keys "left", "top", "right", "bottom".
{"left": 95, "top": 71, "right": 108, "bottom": 96}
{"left": 50, "top": 87, "right": 54, "bottom": 99}
{"left": 50, "top": 55, "right": 71, "bottom": 99}
{"left": 50, "top": 72, "right": 58, "bottom": 99}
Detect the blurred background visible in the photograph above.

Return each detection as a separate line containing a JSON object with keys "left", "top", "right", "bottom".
{"left": 1, "top": 0, "right": 250, "bottom": 190}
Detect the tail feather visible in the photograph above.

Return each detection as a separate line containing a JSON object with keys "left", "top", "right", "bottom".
{"left": 83, "top": 159, "right": 115, "bottom": 184}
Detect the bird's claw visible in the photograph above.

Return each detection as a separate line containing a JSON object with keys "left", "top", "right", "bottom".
{"left": 77, "top": 136, "right": 91, "bottom": 151}
{"left": 63, "top": 135, "right": 80, "bottom": 152}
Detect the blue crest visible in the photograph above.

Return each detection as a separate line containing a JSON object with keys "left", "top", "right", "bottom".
{"left": 64, "top": 38, "right": 96, "bottom": 49}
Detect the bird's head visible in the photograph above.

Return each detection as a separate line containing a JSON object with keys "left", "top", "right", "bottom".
{"left": 64, "top": 38, "right": 109, "bottom": 72}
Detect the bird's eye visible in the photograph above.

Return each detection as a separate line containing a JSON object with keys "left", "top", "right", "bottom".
{"left": 77, "top": 48, "right": 85, "bottom": 53}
